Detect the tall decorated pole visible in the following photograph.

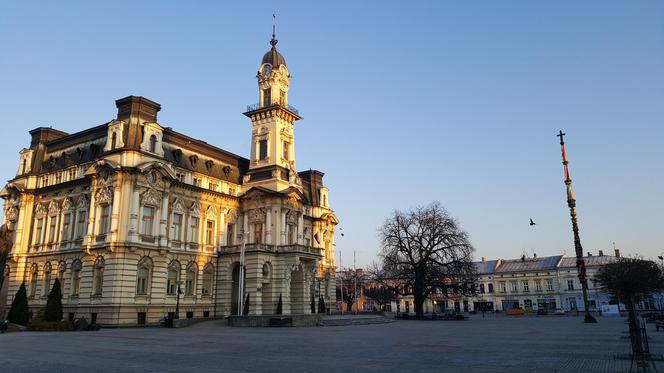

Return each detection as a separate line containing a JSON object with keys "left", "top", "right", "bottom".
{"left": 557, "top": 130, "right": 597, "bottom": 323}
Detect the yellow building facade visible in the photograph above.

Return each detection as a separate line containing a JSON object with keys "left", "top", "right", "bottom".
{"left": 1, "top": 35, "right": 338, "bottom": 326}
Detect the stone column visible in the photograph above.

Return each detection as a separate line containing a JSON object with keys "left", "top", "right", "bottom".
{"left": 159, "top": 186, "right": 169, "bottom": 247}
{"left": 280, "top": 210, "right": 286, "bottom": 245}
{"left": 129, "top": 185, "right": 140, "bottom": 242}
{"left": 110, "top": 173, "right": 122, "bottom": 243}
{"left": 297, "top": 213, "right": 304, "bottom": 245}
{"left": 14, "top": 193, "right": 35, "bottom": 254}
{"left": 217, "top": 208, "right": 225, "bottom": 248}
{"left": 84, "top": 178, "right": 98, "bottom": 249}
{"left": 265, "top": 207, "right": 272, "bottom": 244}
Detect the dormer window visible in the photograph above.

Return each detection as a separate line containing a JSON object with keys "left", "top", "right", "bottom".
{"left": 149, "top": 135, "right": 157, "bottom": 153}
{"left": 111, "top": 132, "right": 117, "bottom": 150}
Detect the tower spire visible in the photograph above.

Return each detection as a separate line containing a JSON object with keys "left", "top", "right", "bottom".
{"left": 271, "top": 12, "right": 278, "bottom": 48}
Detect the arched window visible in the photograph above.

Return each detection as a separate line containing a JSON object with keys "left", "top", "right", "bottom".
{"left": 185, "top": 263, "right": 197, "bottom": 296}
{"left": 71, "top": 260, "right": 82, "bottom": 296}
{"left": 149, "top": 135, "right": 157, "bottom": 153}
{"left": 136, "top": 257, "right": 152, "bottom": 295}
{"left": 57, "top": 261, "right": 66, "bottom": 290}
{"left": 92, "top": 257, "right": 105, "bottom": 296}
{"left": 43, "top": 262, "right": 52, "bottom": 294}
{"left": 111, "top": 132, "right": 117, "bottom": 150}
{"left": 29, "top": 264, "right": 38, "bottom": 297}
{"left": 167, "top": 261, "right": 180, "bottom": 295}
{"left": 202, "top": 263, "right": 214, "bottom": 296}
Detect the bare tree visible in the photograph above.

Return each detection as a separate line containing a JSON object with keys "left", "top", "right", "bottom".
{"left": 375, "top": 202, "right": 477, "bottom": 319}
{"left": 336, "top": 269, "right": 365, "bottom": 312}
{"left": 363, "top": 285, "right": 397, "bottom": 311}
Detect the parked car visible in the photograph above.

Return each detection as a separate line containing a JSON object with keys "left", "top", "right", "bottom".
{"left": 554, "top": 309, "right": 565, "bottom": 316}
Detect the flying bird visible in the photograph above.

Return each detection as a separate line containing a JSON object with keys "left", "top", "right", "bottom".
{"left": 529, "top": 218, "right": 536, "bottom": 226}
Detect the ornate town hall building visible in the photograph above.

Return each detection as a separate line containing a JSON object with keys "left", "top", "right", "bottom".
{"left": 1, "top": 34, "right": 338, "bottom": 325}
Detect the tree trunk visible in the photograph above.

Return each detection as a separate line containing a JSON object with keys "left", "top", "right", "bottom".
{"left": 627, "top": 296, "right": 644, "bottom": 354}
{"left": 413, "top": 271, "right": 426, "bottom": 319}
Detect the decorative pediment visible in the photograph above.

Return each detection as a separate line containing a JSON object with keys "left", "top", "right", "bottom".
{"left": 95, "top": 186, "right": 113, "bottom": 206}
{"left": 172, "top": 198, "right": 186, "bottom": 214}
{"left": 76, "top": 195, "right": 89, "bottom": 209}
{"left": 48, "top": 200, "right": 61, "bottom": 215}
{"left": 34, "top": 203, "right": 46, "bottom": 218}
{"left": 225, "top": 208, "right": 238, "bottom": 223}
{"left": 62, "top": 197, "right": 74, "bottom": 211}
{"left": 141, "top": 188, "right": 162, "bottom": 207}
{"left": 190, "top": 201, "right": 201, "bottom": 216}
{"left": 249, "top": 208, "right": 266, "bottom": 223}
{"left": 205, "top": 206, "right": 218, "bottom": 220}
{"left": 286, "top": 210, "right": 298, "bottom": 225}
{"left": 5, "top": 206, "right": 18, "bottom": 222}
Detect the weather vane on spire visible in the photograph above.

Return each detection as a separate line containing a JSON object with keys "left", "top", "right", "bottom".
{"left": 271, "top": 12, "right": 278, "bottom": 47}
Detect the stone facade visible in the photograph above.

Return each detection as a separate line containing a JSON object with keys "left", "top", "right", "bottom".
{"left": 0, "top": 36, "right": 338, "bottom": 326}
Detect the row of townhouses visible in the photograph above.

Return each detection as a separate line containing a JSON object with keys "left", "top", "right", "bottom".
{"left": 354, "top": 250, "right": 656, "bottom": 315}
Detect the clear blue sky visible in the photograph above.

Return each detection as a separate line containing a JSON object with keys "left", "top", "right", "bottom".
{"left": 1, "top": 1, "right": 663, "bottom": 267}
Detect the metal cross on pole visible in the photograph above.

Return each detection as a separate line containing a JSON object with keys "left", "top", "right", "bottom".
{"left": 557, "top": 130, "right": 597, "bottom": 323}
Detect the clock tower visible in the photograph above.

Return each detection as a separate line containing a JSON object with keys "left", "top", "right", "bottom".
{"left": 242, "top": 31, "right": 302, "bottom": 192}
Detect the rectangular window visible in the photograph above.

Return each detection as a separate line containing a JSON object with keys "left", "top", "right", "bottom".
{"left": 500, "top": 281, "right": 506, "bottom": 293}
{"left": 35, "top": 218, "right": 43, "bottom": 244}
{"left": 175, "top": 173, "right": 185, "bottom": 182}
{"left": 259, "top": 140, "right": 268, "bottom": 160}
{"left": 193, "top": 178, "right": 201, "bottom": 187}
{"left": 185, "top": 271, "right": 195, "bottom": 296}
{"left": 142, "top": 207, "right": 154, "bottom": 236}
{"left": 72, "top": 269, "right": 81, "bottom": 296}
{"left": 535, "top": 280, "right": 542, "bottom": 291}
{"left": 206, "top": 220, "right": 214, "bottom": 245}
{"left": 76, "top": 211, "right": 87, "bottom": 239}
{"left": 68, "top": 169, "right": 76, "bottom": 180}
{"left": 522, "top": 281, "right": 529, "bottom": 292}
{"left": 62, "top": 213, "right": 71, "bottom": 241}
{"left": 167, "top": 270, "right": 178, "bottom": 295}
{"left": 209, "top": 183, "right": 217, "bottom": 191}
{"left": 567, "top": 280, "right": 574, "bottom": 290}
{"left": 263, "top": 88, "right": 271, "bottom": 106}
{"left": 190, "top": 217, "right": 199, "bottom": 243}
{"left": 283, "top": 141, "right": 289, "bottom": 160}
{"left": 48, "top": 216, "right": 57, "bottom": 243}
{"left": 227, "top": 224, "right": 234, "bottom": 245}
{"left": 254, "top": 223, "right": 263, "bottom": 244}
{"left": 288, "top": 224, "right": 295, "bottom": 244}
{"left": 202, "top": 271, "right": 212, "bottom": 296}
{"left": 229, "top": 187, "right": 236, "bottom": 196}
{"left": 488, "top": 283, "right": 494, "bottom": 293}
{"left": 99, "top": 205, "right": 111, "bottom": 234}
{"left": 479, "top": 284, "right": 485, "bottom": 294}
{"left": 511, "top": 281, "right": 518, "bottom": 292}
{"left": 171, "top": 213, "right": 182, "bottom": 241}
{"left": 546, "top": 279, "right": 554, "bottom": 291}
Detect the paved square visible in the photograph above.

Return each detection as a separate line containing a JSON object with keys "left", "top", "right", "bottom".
{"left": 2, "top": 315, "right": 661, "bottom": 372}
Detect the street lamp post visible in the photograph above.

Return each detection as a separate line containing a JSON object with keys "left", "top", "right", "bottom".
{"left": 557, "top": 130, "right": 596, "bottom": 323}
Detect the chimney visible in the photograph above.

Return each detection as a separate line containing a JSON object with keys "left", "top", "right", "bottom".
{"left": 481, "top": 257, "right": 486, "bottom": 262}
{"left": 533, "top": 253, "right": 537, "bottom": 259}
{"left": 587, "top": 252, "right": 592, "bottom": 257}
{"left": 615, "top": 249, "right": 620, "bottom": 258}
{"left": 599, "top": 250, "right": 604, "bottom": 257}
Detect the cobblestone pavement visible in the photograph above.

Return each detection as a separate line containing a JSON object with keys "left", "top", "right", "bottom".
{"left": 2, "top": 315, "right": 661, "bottom": 372}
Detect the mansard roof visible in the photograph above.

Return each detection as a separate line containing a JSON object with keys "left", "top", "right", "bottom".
{"left": 495, "top": 255, "right": 563, "bottom": 273}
